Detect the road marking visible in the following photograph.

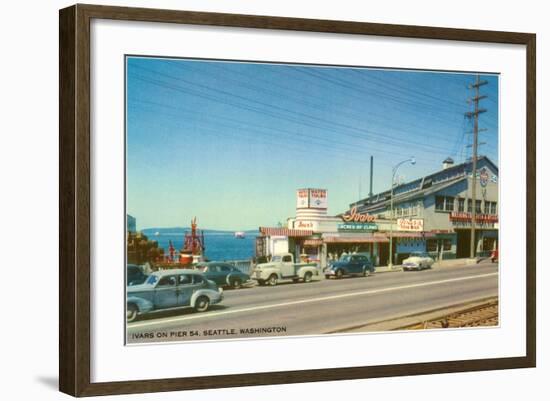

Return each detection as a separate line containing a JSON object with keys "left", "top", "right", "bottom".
{"left": 128, "top": 272, "right": 498, "bottom": 329}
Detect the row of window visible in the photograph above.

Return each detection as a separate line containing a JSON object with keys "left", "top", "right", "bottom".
{"left": 148, "top": 274, "right": 205, "bottom": 287}
{"left": 435, "top": 196, "right": 497, "bottom": 214}
{"left": 394, "top": 204, "right": 421, "bottom": 217}
{"left": 426, "top": 238, "right": 452, "bottom": 252}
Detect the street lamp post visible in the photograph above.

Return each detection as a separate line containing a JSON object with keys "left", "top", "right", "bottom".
{"left": 388, "top": 157, "right": 416, "bottom": 269}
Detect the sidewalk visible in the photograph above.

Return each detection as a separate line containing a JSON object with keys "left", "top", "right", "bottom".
{"left": 374, "top": 265, "right": 403, "bottom": 273}
{"left": 373, "top": 257, "right": 491, "bottom": 273}
{"left": 432, "top": 257, "right": 490, "bottom": 268}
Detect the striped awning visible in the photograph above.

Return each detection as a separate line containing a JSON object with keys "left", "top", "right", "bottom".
{"left": 391, "top": 232, "right": 436, "bottom": 238}
{"left": 303, "top": 239, "right": 324, "bottom": 246}
{"left": 323, "top": 236, "right": 389, "bottom": 244}
{"left": 259, "top": 227, "right": 314, "bottom": 237}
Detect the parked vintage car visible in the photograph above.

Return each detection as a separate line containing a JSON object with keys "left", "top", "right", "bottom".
{"left": 324, "top": 253, "right": 375, "bottom": 279}
{"left": 252, "top": 253, "right": 319, "bottom": 286}
{"left": 126, "top": 269, "right": 223, "bottom": 322}
{"left": 402, "top": 252, "right": 435, "bottom": 271}
{"left": 195, "top": 262, "right": 250, "bottom": 289}
{"left": 127, "top": 264, "right": 148, "bottom": 286}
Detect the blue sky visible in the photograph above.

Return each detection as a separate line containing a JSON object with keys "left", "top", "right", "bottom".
{"left": 126, "top": 57, "right": 499, "bottom": 230}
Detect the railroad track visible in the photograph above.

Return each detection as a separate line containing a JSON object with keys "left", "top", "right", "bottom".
{"left": 398, "top": 299, "right": 499, "bottom": 330}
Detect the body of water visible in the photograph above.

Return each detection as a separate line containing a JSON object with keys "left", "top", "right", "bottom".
{"left": 151, "top": 232, "right": 256, "bottom": 262}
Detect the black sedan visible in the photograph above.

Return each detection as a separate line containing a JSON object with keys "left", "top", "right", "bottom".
{"left": 127, "top": 264, "right": 148, "bottom": 286}
{"left": 195, "top": 262, "right": 250, "bottom": 289}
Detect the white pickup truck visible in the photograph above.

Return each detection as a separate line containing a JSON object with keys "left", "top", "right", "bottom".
{"left": 252, "top": 253, "right": 319, "bottom": 286}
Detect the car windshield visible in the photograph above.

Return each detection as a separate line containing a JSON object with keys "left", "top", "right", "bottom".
{"left": 339, "top": 255, "right": 351, "bottom": 262}
{"left": 271, "top": 255, "right": 282, "bottom": 262}
{"left": 146, "top": 275, "right": 158, "bottom": 285}
{"left": 410, "top": 252, "right": 425, "bottom": 257}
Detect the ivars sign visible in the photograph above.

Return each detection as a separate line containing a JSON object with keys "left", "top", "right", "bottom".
{"left": 341, "top": 206, "right": 376, "bottom": 223}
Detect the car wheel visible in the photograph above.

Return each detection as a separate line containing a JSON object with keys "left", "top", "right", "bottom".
{"left": 127, "top": 304, "right": 138, "bottom": 322}
{"left": 336, "top": 269, "right": 344, "bottom": 279}
{"left": 194, "top": 296, "right": 210, "bottom": 312}
{"left": 268, "top": 274, "right": 278, "bottom": 286}
{"left": 324, "top": 275, "right": 331, "bottom": 279}
{"left": 363, "top": 267, "right": 370, "bottom": 277}
{"left": 257, "top": 280, "right": 265, "bottom": 286}
{"left": 231, "top": 278, "right": 242, "bottom": 289}
{"left": 303, "top": 271, "right": 313, "bottom": 283}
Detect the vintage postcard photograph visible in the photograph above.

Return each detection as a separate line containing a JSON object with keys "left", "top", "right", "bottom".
{"left": 125, "top": 57, "right": 499, "bottom": 344}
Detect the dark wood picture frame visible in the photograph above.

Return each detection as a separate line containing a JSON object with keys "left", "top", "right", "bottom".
{"left": 59, "top": 3, "right": 536, "bottom": 397}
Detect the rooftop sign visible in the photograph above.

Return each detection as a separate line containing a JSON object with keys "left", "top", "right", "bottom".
{"left": 296, "top": 188, "right": 327, "bottom": 209}
{"left": 341, "top": 206, "right": 376, "bottom": 223}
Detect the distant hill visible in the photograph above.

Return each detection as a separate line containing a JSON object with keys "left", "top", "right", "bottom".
{"left": 141, "top": 227, "right": 259, "bottom": 235}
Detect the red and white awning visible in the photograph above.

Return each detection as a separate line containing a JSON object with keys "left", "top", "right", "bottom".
{"left": 259, "top": 227, "right": 314, "bottom": 237}
{"left": 391, "top": 232, "right": 436, "bottom": 238}
{"left": 302, "top": 239, "right": 324, "bottom": 246}
{"left": 323, "top": 236, "right": 389, "bottom": 244}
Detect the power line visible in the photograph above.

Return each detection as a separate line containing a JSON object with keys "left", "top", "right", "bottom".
{"left": 128, "top": 99, "right": 445, "bottom": 165}
{"left": 180, "top": 61, "right": 462, "bottom": 145}
{"left": 129, "top": 68, "right": 462, "bottom": 156}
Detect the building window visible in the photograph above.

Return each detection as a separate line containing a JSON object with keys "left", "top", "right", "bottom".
{"left": 445, "top": 196, "right": 454, "bottom": 211}
{"left": 483, "top": 201, "right": 498, "bottom": 215}
{"left": 467, "top": 199, "right": 472, "bottom": 213}
{"left": 435, "top": 196, "right": 445, "bottom": 211}
{"left": 458, "top": 198, "right": 465, "bottom": 212}
{"left": 426, "top": 239, "right": 437, "bottom": 252}
{"left": 483, "top": 237, "right": 496, "bottom": 251}
{"left": 443, "top": 239, "right": 452, "bottom": 251}
{"left": 435, "top": 196, "right": 454, "bottom": 212}
{"left": 476, "top": 200, "right": 482, "bottom": 213}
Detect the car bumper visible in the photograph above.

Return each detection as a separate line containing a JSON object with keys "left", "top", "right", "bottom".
{"left": 209, "top": 288, "right": 223, "bottom": 304}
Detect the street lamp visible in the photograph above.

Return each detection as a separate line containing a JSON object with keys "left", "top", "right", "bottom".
{"left": 388, "top": 157, "right": 416, "bottom": 269}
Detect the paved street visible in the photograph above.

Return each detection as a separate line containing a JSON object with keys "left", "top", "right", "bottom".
{"left": 127, "top": 262, "right": 498, "bottom": 343}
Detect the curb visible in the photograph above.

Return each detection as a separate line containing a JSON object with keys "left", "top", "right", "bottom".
{"left": 374, "top": 267, "right": 403, "bottom": 274}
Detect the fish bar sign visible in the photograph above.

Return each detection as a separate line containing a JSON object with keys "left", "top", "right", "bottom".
{"left": 397, "top": 218, "right": 424, "bottom": 232}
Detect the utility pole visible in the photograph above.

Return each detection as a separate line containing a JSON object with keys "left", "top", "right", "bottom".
{"left": 369, "top": 155, "right": 374, "bottom": 200}
{"left": 465, "top": 75, "right": 487, "bottom": 259}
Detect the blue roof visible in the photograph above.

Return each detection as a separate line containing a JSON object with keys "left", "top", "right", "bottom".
{"left": 350, "top": 156, "right": 498, "bottom": 211}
